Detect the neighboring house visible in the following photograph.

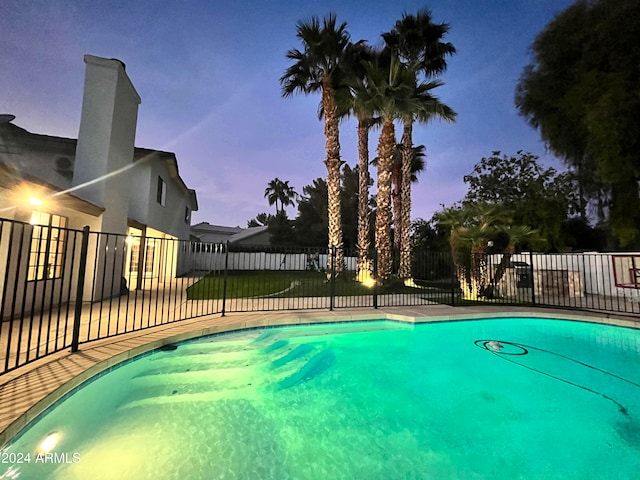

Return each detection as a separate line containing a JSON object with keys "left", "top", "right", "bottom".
{"left": 190, "top": 223, "right": 244, "bottom": 243}
{"left": 0, "top": 55, "right": 198, "bottom": 316}
{"left": 191, "top": 222, "right": 270, "bottom": 246}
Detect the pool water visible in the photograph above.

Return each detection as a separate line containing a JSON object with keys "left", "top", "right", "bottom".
{"left": 2, "top": 318, "right": 640, "bottom": 479}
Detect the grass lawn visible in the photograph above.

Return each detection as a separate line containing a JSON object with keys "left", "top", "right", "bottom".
{"left": 186, "top": 270, "right": 451, "bottom": 300}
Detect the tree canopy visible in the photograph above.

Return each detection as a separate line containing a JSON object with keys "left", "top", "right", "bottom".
{"left": 462, "top": 151, "right": 575, "bottom": 250}
{"left": 515, "top": 0, "right": 640, "bottom": 247}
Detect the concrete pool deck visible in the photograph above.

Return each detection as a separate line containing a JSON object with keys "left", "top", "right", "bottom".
{"left": 1, "top": 304, "right": 638, "bottom": 446}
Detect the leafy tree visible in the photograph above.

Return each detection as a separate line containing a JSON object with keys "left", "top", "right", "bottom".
{"left": 281, "top": 13, "right": 353, "bottom": 271}
{"left": 560, "top": 217, "right": 607, "bottom": 252}
{"left": 515, "top": 0, "right": 640, "bottom": 247}
{"left": 339, "top": 163, "right": 360, "bottom": 251}
{"left": 292, "top": 165, "right": 370, "bottom": 250}
{"left": 462, "top": 151, "right": 576, "bottom": 251}
{"left": 294, "top": 178, "right": 328, "bottom": 247}
{"left": 268, "top": 210, "right": 295, "bottom": 246}
{"left": 411, "top": 217, "right": 449, "bottom": 253}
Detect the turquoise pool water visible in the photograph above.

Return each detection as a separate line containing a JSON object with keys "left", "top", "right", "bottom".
{"left": 1, "top": 318, "right": 640, "bottom": 479}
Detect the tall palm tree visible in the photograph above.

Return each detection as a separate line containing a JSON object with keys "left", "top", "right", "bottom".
{"left": 279, "top": 180, "right": 298, "bottom": 211}
{"left": 280, "top": 13, "right": 351, "bottom": 273}
{"left": 390, "top": 143, "right": 425, "bottom": 247}
{"left": 342, "top": 42, "right": 377, "bottom": 280}
{"left": 383, "top": 10, "right": 456, "bottom": 279}
{"left": 354, "top": 56, "right": 418, "bottom": 281}
{"left": 371, "top": 143, "right": 426, "bottom": 247}
{"left": 264, "top": 178, "right": 298, "bottom": 214}
{"left": 397, "top": 84, "right": 456, "bottom": 279}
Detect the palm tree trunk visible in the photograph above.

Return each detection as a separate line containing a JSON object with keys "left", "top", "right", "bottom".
{"left": 391, "top": 162, "right": 401, "bottom": 249}
{"left": 470, "top": 243, "right": 489, "bottom": 299}
{"left": 356, "top": 117, "right": 371, "bottom": 279}
{"left": 398, "top": 118, "right": 413, "bottom": 279}
{"left": 322, "top": 80, "right": 344, "bottom": 273}
{"left": 485, "top": 244, "right": 515, "bottom": 298}
{"left": 450, "top": 233, "right": 472, "bottom": 299}
{"left": 376, "top": 119, "right": 395, "bottom": 281}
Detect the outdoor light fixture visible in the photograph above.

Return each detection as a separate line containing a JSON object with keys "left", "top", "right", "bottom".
{"left": 5, "top": 183, "right": 56, "bottom": 215}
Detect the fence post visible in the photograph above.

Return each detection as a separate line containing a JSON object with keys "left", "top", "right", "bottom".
{"left": 529, "top": 250, "right": 536, "bottom": 305}
{"left": 372, "top": 249, "right": 378, "bottom": 309}
{"left": 221, "top": 241, "right": 230, "bottom": 316}
{"left": 329, "top": 246, "right": 336, "bottom": 311}
{"left": 71, "top": 226, "right": 90, "bottom": 353}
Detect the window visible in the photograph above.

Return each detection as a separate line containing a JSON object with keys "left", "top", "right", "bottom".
{"left": 129, "top": 243, "right": 155, "bottom": 274}
{"left": 185, "top": 207, "right": 191, "bottom": 224}
{"left": 28, "top": 211, "right": 68, "bottom": 281}
{"left": 157, "top": 177, "right": 167, "bottom": 206}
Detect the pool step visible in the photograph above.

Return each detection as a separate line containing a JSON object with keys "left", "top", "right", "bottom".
{"left": 138, "top": 338, "right": 295, "bottom": 376}
{"left": 271, "top": 344, "right": 316, "bottom": 369}
{"left": 277, "top": 349, "right": 336, "bottom": 390}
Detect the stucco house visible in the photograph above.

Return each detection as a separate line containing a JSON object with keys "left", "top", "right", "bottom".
{"left": 0, "top": 55, "right": 198, "bottom": 316}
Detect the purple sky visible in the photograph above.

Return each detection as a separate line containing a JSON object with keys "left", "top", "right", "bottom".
{"left": 0, "top": 0, "right": 575, "bottom": 227}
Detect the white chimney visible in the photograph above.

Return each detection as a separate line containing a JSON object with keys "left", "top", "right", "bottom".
{"left": 73, "top": 55, "right": 141, "bottom": 234}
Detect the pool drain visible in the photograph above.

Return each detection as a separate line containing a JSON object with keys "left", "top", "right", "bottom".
{"left": 474, "top": 339, "right": 528, "bottom": 355}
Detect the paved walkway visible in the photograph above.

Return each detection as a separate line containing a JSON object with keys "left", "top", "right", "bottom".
{"left": 1, "top": 304, "right": 638, "bottom": 446}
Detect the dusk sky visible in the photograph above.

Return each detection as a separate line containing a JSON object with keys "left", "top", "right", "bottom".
{"left": 1, "top": 0, "right": 575, "bottom": 228}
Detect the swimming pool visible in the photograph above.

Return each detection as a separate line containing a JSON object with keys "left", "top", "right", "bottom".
{"left": 1, "top": 317, "right": 639, "bottom": 479}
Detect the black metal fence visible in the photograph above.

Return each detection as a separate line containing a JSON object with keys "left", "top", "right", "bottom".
{"left": 1, "top": 217, "right": 639, "bottom": 375}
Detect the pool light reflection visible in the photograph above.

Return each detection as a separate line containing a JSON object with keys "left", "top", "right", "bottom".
{"left": 36, "top": 431, "right": 62, "bottom": 454}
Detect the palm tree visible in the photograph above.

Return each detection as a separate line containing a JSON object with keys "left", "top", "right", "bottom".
{"left": 354, "top": 56, "right": 417, "bottom": 281}
{"left": 436, "top": 203, "right": 512, "bottom": 299}
{"left": 280, "top": 180, "right": 298, "bottom": 211}
{"left": 342, "top": 41, "right": 378, "bottom": 280}
{"left": 264, "top": 178, "right": 298, "bottom": 214}
{"left": 390, "top": 143, "right": 425, "bottom": 247}
{"left": 280, "top": 13, "right": 351, "bottom": 273}
{"left": 383, "top": 10, "right": 456, "bottom": 279}
{"left": 397, "top": 84, "right": 456, "bottom": 279}
{"left": 484, "top": 225, "right": 540, "bottom": 298}
{"left": 434, "top": 205, "right": 471, "bottom": 297}
{"left": 372, "top": 143, "right": 426, "bottom": 247}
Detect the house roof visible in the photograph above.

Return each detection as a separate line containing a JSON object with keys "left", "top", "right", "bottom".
{"left": 0, "top": 163, "right": 105, "bottom": 217}
{"left": 228, "top": 226, "right": 268, "bottom": 243}
{"left": 190, "top": 223, "right": 269, "bottom": 244}
{"left": 0, "top": 120, "right": 197, "bottom": 211}
{"left": 191, "top": 222, "right": 244, "bottom": 235}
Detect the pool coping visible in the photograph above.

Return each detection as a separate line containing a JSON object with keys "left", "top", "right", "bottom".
{"left": 1, "top": 304, "right": 638, "bottom": 446}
